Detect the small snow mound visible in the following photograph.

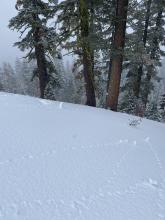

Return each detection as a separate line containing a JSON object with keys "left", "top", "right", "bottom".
{"left": 148, "top": 178, "right": 159, "bottom": 187}
{"left": 59, "top": 102, "right": 64, "bottom": 109}
{"left": 133, "top": 140, "right": 137, "bottom": 145}
{"left": 145, "top": 137, "right": 150, "bottom": 143}
{"left": 143, "top": 178, "right": 159, "bottom": 189}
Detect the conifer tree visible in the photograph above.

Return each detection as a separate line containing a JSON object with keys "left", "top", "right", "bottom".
{"left": 143, "top": 0, "right": 165, "bottom": 107}
{"left": 1, "top": 63, "right": 18, "bottom": 94}
{"left": 9, "top": 0, "right": 57, "bottom": 98}
{"left": 133, "top": 0, "right": 152, "bottom": 100}
{"left": 145, "top": 101, "right": 161, "bottom": 121}
{"left": 79, "top": 0, "right": 96, "bottom": 106}
{"left": 15, "top": 58, "right": 40, "bottom": 96}
{"left": 121, "top": 0, "right": 153, "bottom": 115}
{"left": 160, "top": 94, "right": 165, "bottom": 110}
{"left": 121, "top": 0, "right": 165, "bottom": 116}
{"left": 106, "top": 0, "right": 129, "bottom": 111}
{"left": 55, "top": 0, "right": 106, "bottom": 106}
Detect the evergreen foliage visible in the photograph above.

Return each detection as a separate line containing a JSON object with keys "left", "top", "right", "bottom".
{"left": 120, "top": 0, "right": 165, "bottom": 116}
{"left": 9, "top": 0, "right": 58, "bottom": 98}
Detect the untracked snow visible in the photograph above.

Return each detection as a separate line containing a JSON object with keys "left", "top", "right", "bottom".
{"left": 0, "top": 92, "right": 165, "bottom": 220}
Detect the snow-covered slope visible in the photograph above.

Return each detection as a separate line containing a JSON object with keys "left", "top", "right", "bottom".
{"left": 0, "top": 92, "right": 165, "bottom": 220}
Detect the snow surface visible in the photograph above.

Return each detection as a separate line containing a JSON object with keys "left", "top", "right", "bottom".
{"left": 0, "top": 92, "right": 165, "bottom": 220}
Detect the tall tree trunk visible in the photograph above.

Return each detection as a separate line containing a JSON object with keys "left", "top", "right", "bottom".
{"left": 34, "top": 33, "right": 48, "bottom": 99}
{"left": 106, "top": 0, "right": 129, "bottom": 111}
{"left": 90, "top": 0, "right": 95, "bottom": 75}
{"left": 80, "top": 0, "right": 96, "bottom": 107}
{"left": 32, "top": 0, "right": 48, "bottom": 99}
{"left": 134, "top": 0, "right": 152, "bottom": 99}
{"left": 143, "top": 6, "right": 163, "bottom": 107}
{"left": 106, "top": 0, "right": 116, "bottom": 107}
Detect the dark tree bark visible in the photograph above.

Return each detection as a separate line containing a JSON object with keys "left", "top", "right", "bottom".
{"left": 34, "top": 29, "right": 48, "bottom": 98}
{"left": 106, "top": 0, "right": 116, "bottom": 106}
{"left": 134, "top": 0, "right": 152, "bottom": 99}
{"left": 79, "top": 0, "right": 96, "bottom": 107}
{"left": 89, "top": 0, "right": 95, "bottom": 75}
{"left": 106, "top": 0, "right": 129, "bottom": 111}
{"left": 32, "top": 0, "right": 48, "bottom": 99}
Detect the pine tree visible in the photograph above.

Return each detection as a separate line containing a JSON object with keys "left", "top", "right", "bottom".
{"left": 9, "top": 0, "right": 57, "bottom": 98}
{"left": 143, "top": 0, "right": 165, "bottom": 107}
{"left": 120, "top": 0, "right": 165, "bottom": 116}
{"left": 106, "top": 0, "right": 129, "bottom": 111}
{"left": 0, "top": 68, "right": 4, "bottom": 91}
{"left": 133, "top": 0, "right": 152, "bottom": 100}
{"left": 160, "top": 94, "right": 165, "bottom": 110}
{"left": 79, "top": 0, "right": 96, "bottom": 106}
{"left": 145, "top": 101, "right": 161, "bottom": 121}
{"left": 56, "top": 0, "right": 109, "bottom": 106}
{"left": 0, "top": 62, "right": 18, "bottom": 94}
{"left": 159, "top": 93, "right": 165, "bottom": 122}
{"left": 15, "top": 58, "right": 40, "bottom": 97}
{"left": 44, "top": 52, "right": 64, "bottom": 101}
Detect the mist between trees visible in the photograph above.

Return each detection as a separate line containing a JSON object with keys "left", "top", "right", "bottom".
{"left": 0, "top": 0, "right": 164, "bottom": 122}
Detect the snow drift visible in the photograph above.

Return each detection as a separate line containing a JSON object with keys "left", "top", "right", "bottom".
{"left": 0, "top": 92, "right": 165, "bottom": 220}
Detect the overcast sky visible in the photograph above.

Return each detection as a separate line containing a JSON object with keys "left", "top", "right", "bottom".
{"left": 0, "top": 0, "right": 23, "bottom": 65}
{"left": 0, "top": 0, "right": 71, "bottom": 68}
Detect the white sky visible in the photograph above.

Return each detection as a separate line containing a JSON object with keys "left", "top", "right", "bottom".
{"left": 0, "top": 0, "right": 72, "bottom": 68}
{"left": 0, "top": 0, "right": 24, "bottom": 65}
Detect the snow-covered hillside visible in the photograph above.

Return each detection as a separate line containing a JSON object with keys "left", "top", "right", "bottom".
{"left": 0, "top": 92, "right": 165, "bottom": 220}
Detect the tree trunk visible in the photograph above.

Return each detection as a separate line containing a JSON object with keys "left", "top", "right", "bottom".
{"left": 34, "top": 36, "right": 48, "bottom": 99}
{"left": 80, "top": 0, "right": 96, "bottom": 107}
{"left": 32, "top": 0, "right": 48, "bottom": 99}
{"left": 134, "top": 0, "right": 152, "bottom": 99}
{"left": 106, "top": 0, "right": 129, "bottom": 111}
{"left": 89, "top": 0, "right": 95, "bottom": 76}
{"left": 106, "top": 0, "right": 116, "bottom": 107}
